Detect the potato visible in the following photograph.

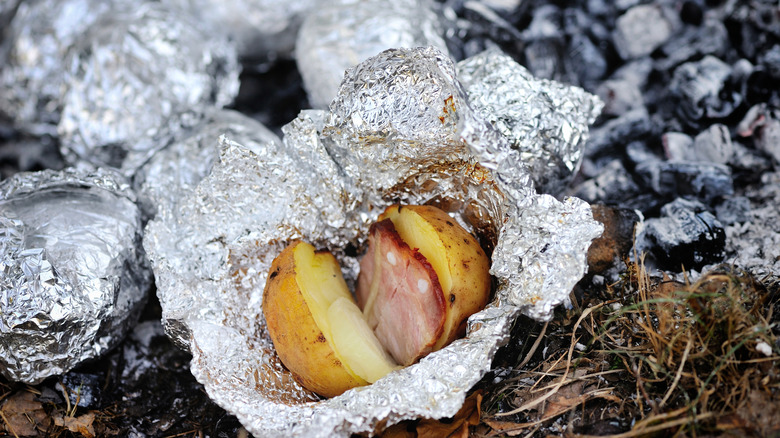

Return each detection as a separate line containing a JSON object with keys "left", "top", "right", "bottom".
{"left": 357, "top": 204, "right": 491, "bottom": 365}
{"left": 263, "top": 241, "right": 398, "bottom": 398}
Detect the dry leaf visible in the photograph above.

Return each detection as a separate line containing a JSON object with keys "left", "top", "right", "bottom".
{"left": 380, "top": 391, "right": 483, "bottom": 438}
{"left": 0, "top": 390, "right": 51, "bottom": 437}
{"left": 53, "top": 411, "right": 96, "bottom": 438}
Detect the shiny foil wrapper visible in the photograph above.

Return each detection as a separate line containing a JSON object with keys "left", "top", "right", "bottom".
{"left": 0, "top": 0, "right": 119, "bottom": 131}
{"left": 145, "top": 47, "right": 602, "bottom": 436}
{"left": 0, "top": 168, "right": 152, "bottom": 384}
{"left": 296, "top": 0, "right": 451, "bottom": 109}
{"left": 457, "top": 48, "right": 604, "bottom": 195}
{"left": 135, "top": 109, "right": 282, "bottom": 221}
{"left": 56, "top": 1, "right": 240, "bottom": 176}
{"left": 162, "top": 0, "right": 318, "bottom": 59}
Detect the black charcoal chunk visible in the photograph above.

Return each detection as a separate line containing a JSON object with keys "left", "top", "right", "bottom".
{"left": 692, "top": 123, "right": 734, "bottom": 164}
{"left": 670, "top": 55, "right": 737, "bottom": 122}
{"left": 613, "top": 4, "right": 675, "bottom": 59}
{"left": 566, "top": 32, "right": 608, "bottom": 87}
{"left": 626, "top": 140, "right": 660, "bottom": 167}
{"left": 656, "top": 18, "right": 729, "bottom": 70}
{"left": 737, "top": 104, "right": 780, "bottom": 164}
{"left": 715, "top": 196, "right": 751, "bottom": 225}
{"left": 596, "top": 78, "right": 644, "bottom": 116}
{"left": 586, "top": 107, "right": 654, "bottom": 158}
{"left": 636, "top": 160, "right": 734, "bottom": 203}
{"left": 571, "top": 159, "right": 662, "bottom": 211}
{"left": 662, "top": 131, "right": 694, "bottom": 161}
{"left": 640, "top": 198, "right": 726, "bottom": 270}
{"left": 58, "top": 373, "right": 102, "bottom": 409}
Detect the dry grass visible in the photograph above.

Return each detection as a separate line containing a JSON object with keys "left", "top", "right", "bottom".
{"left": 479, "top": 259, "right": 780, "bottom": 437}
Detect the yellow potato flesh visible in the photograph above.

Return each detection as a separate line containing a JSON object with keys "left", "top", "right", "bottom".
{"left": 328, "top": 297, "right": 399, "bottom": 383}
{"left": 380, "top": 205, "right": 491, "bottom": 351}
{"left": 264, "top": 241, "right": 397, "bottom": 397}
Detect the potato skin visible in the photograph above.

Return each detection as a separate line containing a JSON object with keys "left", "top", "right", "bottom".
{"left": 380, "top": 205, "right": 491, "bottom": 350}
{"left": 262, "top": 241, "right": 366, "bottom": 398}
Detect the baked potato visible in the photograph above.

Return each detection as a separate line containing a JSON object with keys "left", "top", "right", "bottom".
{"left": 262, "top": 240, "right": 398, "bottom": 398}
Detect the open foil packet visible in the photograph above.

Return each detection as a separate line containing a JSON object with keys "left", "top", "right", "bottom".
{"left": 0, "top": 168, "right": 152, "bottom": 384}
{"left": 145, "top": 47, "right": 603, "bottom": 436}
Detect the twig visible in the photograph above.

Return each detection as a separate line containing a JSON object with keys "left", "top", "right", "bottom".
{"left": 517, "top": 320, "right": 549, "bottom": 369}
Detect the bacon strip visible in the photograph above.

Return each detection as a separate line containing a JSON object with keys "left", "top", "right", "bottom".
{"left": 356, "top": 219, "right": 445, "bottom": 366}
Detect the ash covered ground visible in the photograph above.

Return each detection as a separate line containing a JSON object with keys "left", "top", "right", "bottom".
{"left": 1, "top": 0, "right": 779, "bottom": 437}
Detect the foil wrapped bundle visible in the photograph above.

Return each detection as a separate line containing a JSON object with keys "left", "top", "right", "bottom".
{"left": 145, "top": 47, "right": 602, "bottom": 436}
{"left": 161, "top": 0, "right": 318, "bottom": 59}
{"left": 135, "top": 109, "right": 281, "bottom": 221}
{"left": 296, "top": 0, "right": 451, "bottom": 109}
{"left": 0, "top": 168, "right": 152, "bottom": 384}
{"left": 0, "top": 0, "right": 119, "bottom": 130}
{"left": 57, "top": 2, "right": 240, "bottom": 176}
{"left": 457, "top": 48, "right": 604, "bottom": 195}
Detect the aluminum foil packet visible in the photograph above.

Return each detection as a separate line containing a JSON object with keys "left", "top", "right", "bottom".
{"left": 57, "top": 1, "right": 240, "bottom": 177}
{"left": 135, "top": 109, "right": 282, "bottom": 222}
{"left": 0, "top": 0, "right": 120, "bottom": 131}
{"left": 0, "top": 168, "right": 152, "bottom": 384}
{"left": 145, "top": 46, "right": 602, "bottom": 436}
{"left": 296, "top": 0, "right": 451, "bottom": 109}
{"left": 161, "top": 0, "right": 318, "bottom": 59}
{"left": 457, "top": 48, "right": 604, "bottom": 195}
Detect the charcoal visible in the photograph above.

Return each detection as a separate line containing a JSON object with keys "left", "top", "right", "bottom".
{"left": 596, "top": 78, "right": 644, "bottom": 116}
{"left": 729, "top": 141, "right": 774, "bottom": 184}
{"left": 462, "top": 1, "right": 523, "bottom": 44}
{"left": 586, "top": 107, "right": 654, "bottom": 158}
{"left": 715, "top": 196, "right": 751, "bottom": 225}
{"left": 58, "top": 373, "right": 102, "bottom": 409}
{"left": 662, "top": 131, "right": 694, "bottom": 161}
{"left": 758, "top": 45, "right": 780, "bottom": 78}
{"left": 670, "top": 55, "right": 740, "bottom": 122}
{"left": 680, "top": 0, "right": 704, "bottom": 25}
{"left": 612, "top": 4, "right": 676, "bottom": 59}
{"left": 626, "top": 140, "right": 661, "bottom": 166}
{"left": 743, "top": 69, "right": 780, "bottom": 107}
{"left": 655, "top": 18, "right": 729, "bottom": 70}
{"left": 524, "top": 37, "right": 565, "bottom": 80}
{"left": 571, "top": 159, "right": 662, "bottom": 211}
{"left": 566, "top": 32, "right": 608, "bottom": 87}
{"left": 692, "top": 123, "right": 734, "bottom": 164}
{"left": 639, "top": 197, "right": 726, "bottom": 271}
{"left": 0, "top": 134, "right": 64, "bottom": 179}
{"left": 636, "top": 160, "right": 734, "bottom": 204}
{"left": 737, "top": 104, "right": 780, "bottom": 164}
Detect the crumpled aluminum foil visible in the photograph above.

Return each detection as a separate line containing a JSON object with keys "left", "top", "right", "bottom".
{"left": 54, "top": 1, "right": 240, "bottom": 176}
{"left": 0, "top": 0, "right": 119, "bottom": 132}
{"left": 457, "top": 48, "right": 604, "bottom": 195}
{"left": 145, "top": 47, "right": 602, "bottom": 436}
{"left": 296, "top": 0, "right": 451, "bottom": 109}
{"left": 135, "top": 109, "right": 281, "bottom": 222}
{"left": 161, "top": 0, "right": 318, "bottom": 59}
{"left": 0, "top": 168, "right": 152, "bottom": 384}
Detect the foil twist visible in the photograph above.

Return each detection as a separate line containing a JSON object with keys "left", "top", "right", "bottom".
{"left": 145, "top": 47, "right": 602, "bottom": 436}
{"left": 0, "top": 168, "right": 152, "bottom": 384}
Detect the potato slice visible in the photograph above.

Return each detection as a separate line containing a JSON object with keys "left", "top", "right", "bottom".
{"left": 357, "top": 205, "right": 491, "bottom": 364}
{"left": 263, "top": 241, "right": 398, "bottom": 398}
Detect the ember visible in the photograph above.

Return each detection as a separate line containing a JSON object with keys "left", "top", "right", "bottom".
{"left": 1, "top": 0, "right": 778, "bottom": 437}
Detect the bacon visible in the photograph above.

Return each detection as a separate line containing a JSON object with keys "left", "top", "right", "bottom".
{"left": 356, "top": 219, "right": 445, "bottom": 366}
